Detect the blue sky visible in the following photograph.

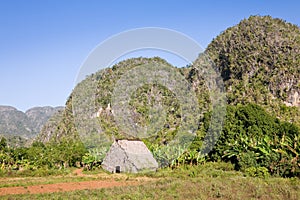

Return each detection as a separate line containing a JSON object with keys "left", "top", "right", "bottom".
{"left": 1, "top": 0, "right": 300, "bottom": 111}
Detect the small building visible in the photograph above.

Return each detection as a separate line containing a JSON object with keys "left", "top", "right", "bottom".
{"left": 102, "top": 140, "right": 158, "bottom": 173}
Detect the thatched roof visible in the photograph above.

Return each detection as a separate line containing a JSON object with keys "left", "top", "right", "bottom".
{"left": 102, "top": 140, "right": 158, "bottom": 173}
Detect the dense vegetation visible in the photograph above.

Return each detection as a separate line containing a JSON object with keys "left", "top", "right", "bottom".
{"left": 209, "top": 104, "right": 299, "bottom": 177}
{"left": 0, "top": 137, "right": 86, "bottom": 174}
{"left": 1, "top": 15, "right": 300, "bottom": 179}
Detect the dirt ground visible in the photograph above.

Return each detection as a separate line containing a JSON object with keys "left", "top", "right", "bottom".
{"left": 0, "top": 180, "right": 138, "bottom": 196}
{"left": 0, "top": 169, "right": 140, "bottom": 196}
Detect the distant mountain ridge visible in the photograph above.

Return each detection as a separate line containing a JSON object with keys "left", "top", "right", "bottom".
{"left": 0, "top": 105, "right": 63, "bottom": 146}
{"left": 25, "top": 106, "right": 64, "bottom": 133}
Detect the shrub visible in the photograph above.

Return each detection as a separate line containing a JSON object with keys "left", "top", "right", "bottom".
{"left": 245, "top": 167, "right": 269, "bottom": 178}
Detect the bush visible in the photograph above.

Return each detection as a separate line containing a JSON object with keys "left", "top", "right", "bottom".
{"left": 245, "top": 167, "right": 270, "bottom": 178}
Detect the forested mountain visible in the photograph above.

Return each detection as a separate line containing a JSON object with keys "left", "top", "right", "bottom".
{"left": 205, "top": 15, "right": 300, "bottom": 124}
{"left": 37, "top": 57, "right": 203, "bottom": 147}
{"left": 0, "top": 106, "right": 63, "bottom": 146}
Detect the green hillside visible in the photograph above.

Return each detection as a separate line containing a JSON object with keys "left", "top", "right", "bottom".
{"left": 205, "top": 15, "right": 300, "bottom": 124}
{"left": 38, "top": 57, "right": 208, "bottom": 146}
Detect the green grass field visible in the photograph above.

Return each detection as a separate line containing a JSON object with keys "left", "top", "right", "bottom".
{"left": 0, "top": 163, "right": 299, "bottom": 200}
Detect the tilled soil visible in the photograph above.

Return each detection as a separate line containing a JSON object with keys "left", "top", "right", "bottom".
{"left": 0, "top": 179, "right": 138, "bottom": 196}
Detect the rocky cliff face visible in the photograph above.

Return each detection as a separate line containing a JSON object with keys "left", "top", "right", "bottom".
{"left": 285, "top": 91, "right": 300, "bottom": 107}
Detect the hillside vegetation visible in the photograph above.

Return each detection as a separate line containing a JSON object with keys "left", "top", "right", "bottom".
{"left": 205, "top": 15, "right": 300, "bottom": 123}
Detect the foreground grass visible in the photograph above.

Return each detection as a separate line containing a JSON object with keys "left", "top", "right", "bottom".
{"left": 1, "top": 163, "right": 299, "bottom": 200}
{"left": 0, "top": 168, "right": 71, "bottom": 178}
{"left": 0, "top": 175, "right": 101, "bottom": 188}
